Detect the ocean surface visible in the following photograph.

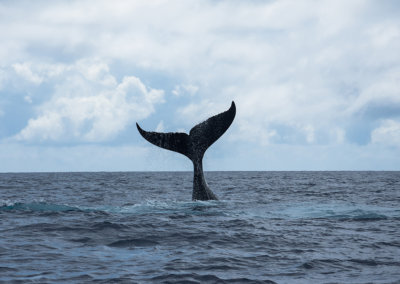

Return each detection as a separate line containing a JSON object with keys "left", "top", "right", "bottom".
{"left": 0, "top": 171, "right": 399, "bottom": 284}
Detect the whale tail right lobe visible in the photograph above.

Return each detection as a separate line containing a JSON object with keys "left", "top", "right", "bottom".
{"left": 136, "top": 101, "right": 236, "bottom": 162}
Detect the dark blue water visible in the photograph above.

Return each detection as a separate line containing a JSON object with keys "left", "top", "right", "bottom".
{"left": 1, "top": 172, "right": 399, "bottom": 283}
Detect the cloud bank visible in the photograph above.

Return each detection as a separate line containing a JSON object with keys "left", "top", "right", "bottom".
{"left": 13, "top": 60, "right": 164, "bottom": 142}
{"left": 0, "top": 0, "right": 399, "bottom": 171}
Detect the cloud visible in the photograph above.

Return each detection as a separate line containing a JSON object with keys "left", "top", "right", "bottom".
{"left": 172, "top": 84, "right": 199, "bottom": 97}
{"left": 177, "top": 100, "right": 223, "bottom": 127}
{"left": 371, "top": 119, "right": 400, "bottom": 148}
{"left": 12, "top": 63, "right": 45, "bottom": 84}
{"left": 347, "top": 67, "right": 400, "bottom": 114}
{"left": 0, "top": 68, "right": 8, "bottom": 89}
{"left": 1, "top": 0, "right": 400, "bottom": 170}
{"left": 155, "top": 120, "right": 164, "bottom": 132}
{"left": 15, "top": 60, "right": 164, "bottom": 142}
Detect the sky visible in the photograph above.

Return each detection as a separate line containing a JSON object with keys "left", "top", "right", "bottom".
{"left": 0, "top": 0, "right": 399, "bottom": 172}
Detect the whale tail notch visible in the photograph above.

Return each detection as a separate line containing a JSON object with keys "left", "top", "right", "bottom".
{"left": 136, "top": 101, "right": 236, "bottom": 161}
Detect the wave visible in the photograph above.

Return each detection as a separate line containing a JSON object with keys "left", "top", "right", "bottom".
{"left": 108, "top": 238, "right": 159, "bottom": 248}
{"left": 149, "top": 273, "right": 277, "bottom": 284}
{"left": 274, "top": 203, "right": 398, "bottom": 221}
{"left": 0, "top": 201, "right": 83, "bottom": 212}
{"left": 0, "top": 199, "right": 225, "bottom": 216}
{"left": 2, "top": 200, "right": 398, "bottom": 222}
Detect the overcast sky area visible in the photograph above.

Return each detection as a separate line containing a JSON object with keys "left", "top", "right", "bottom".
{"left": 0, "top": 0, "right": 399, "bottom": 172}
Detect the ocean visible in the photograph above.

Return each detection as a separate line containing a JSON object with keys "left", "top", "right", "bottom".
{"left": 0, "top": 171, "right": 399, "bottom": 283}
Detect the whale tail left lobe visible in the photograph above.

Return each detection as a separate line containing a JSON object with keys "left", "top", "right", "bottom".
{"left": 136, "top": 124, "right": 192, "bottom": 158}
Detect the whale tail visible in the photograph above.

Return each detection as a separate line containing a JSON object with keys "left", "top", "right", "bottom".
{"left": 136, "top": 101, "right": 236, "bottom": 162}
{"left": 137, "top": 101, "right": 236, "bottom": 201}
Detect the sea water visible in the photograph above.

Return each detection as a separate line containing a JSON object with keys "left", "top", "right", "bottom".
{"left": 0, "top": 171, "right": 399, "bottom": 283}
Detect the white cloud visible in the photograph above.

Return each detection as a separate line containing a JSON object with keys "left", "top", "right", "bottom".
{"left": 75, "top": 60, "right": 116, "bottom": 86}
{"left": 232, "top": 119, "right": 278, "bottom": 146}
{"left": 12, "top": 62, "right": 67, "bottom": 85}
{"left": 1, "top": 0, "right": 400, "bottom": 170}
{"left": 371, "top": 120, "right": 400, "bottom": 147}
{"left": 0, "top": 68, "right": 7, "bottom": 90}
{"left": 24, "top": 95, "right": 33, "bottom": 104}
{"left": 15, "top": 60, "right": 164, "bottom": 142}
{"left": 12, "top": 63, "right": 44, "bottom": 84}
{"left": 172, "top": 84, "right": 199, "bottom": 97}
{"left": 155, "top": 120, "right": 164, "bottom": 132}
{"left": 368, "top": 21, "right": 400, "bottom": 48}
{"left": 177, "top": 100, "right": 226, "bottom": 127}
{"left": 302, "top": 125, "right": 315, "bottom": 144}
{"left": 346, "top": 67, "right": 400, "bottom": 117}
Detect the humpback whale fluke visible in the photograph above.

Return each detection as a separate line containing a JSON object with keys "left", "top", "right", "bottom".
{"left": 136, "top": 101, "right": 236, "bottom": 201}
